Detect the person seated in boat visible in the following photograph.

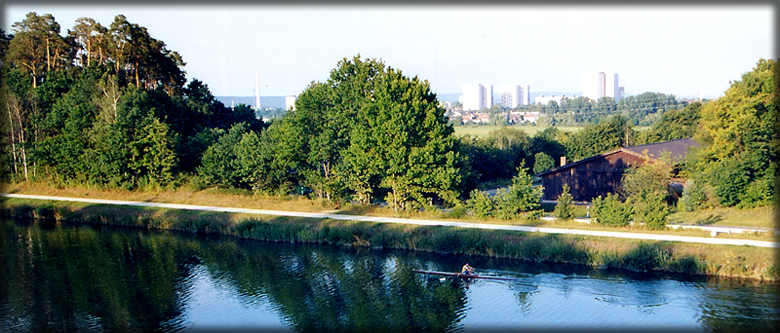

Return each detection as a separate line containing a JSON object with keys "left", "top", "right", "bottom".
{"left": 461, "top": 263, "right": 475, "bottom": 276}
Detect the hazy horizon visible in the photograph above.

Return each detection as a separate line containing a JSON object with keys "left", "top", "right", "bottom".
{"left": 4, "top": 4, "right": 774, "bottom": 100}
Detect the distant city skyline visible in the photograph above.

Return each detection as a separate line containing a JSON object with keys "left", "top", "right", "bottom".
{"left": 3, "top": 3, "right": 775, "bottom": 99}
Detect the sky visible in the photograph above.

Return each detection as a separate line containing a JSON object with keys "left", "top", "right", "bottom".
{"left": 3, "top": 3, "right": 775, "bottom": 99}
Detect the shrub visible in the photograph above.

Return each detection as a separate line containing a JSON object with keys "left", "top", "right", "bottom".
{"left": 737, "top": 172, "right": 774, "bottom": 208}
{"left": 592, "top": 193, "right": 632, "bottom": 227}
{"left": 678, "top": 179, "right": 707, "bottom": 212}
{"left": 467, "top": 189, "right": 494, "bottom": 218}
{"left": 553, "top": 183, "right": 574, "bottom": 220}
{"left": 630, "top": 192, "right": 669, "bottom": 230}
{"left": 533, "top": 152, "right": 555, "bottom": 175}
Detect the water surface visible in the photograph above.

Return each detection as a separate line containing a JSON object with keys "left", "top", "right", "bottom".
{"left": 1, "top": 218, "right": 777, "bottom": 332}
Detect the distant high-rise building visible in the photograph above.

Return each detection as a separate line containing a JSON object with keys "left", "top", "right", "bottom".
{"left": 462, "top": 83, "right": 493, "bottom": 111}
{"left": 497, "top": 84, "right": 523, "bottom": 109}
{"left": 582, "top": 72, "right": 623, "bottom": 101}
{"left": 285, "top": 95, "right": 297, "bottom": 111}
{"left": 523, "top": 84, "right": 530, "bottom": 106}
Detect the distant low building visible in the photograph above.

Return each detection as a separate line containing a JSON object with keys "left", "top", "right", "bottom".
{"left": 538, "top": 138, "right": 700, "bottom": 202}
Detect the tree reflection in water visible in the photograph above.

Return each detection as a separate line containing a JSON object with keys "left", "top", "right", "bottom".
{"left": 1, "top": 218, "right": 777, "bottom": 332}
{"left": 0, "top": 219, "right": 468, "bottom": 332}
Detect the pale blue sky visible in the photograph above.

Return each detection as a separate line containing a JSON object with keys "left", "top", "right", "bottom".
{"left": 4, "top": 3, "right": 775, "bottom": 99}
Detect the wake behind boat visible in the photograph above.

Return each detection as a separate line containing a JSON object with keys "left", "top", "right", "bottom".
{"left": 412, "top": 270, "right": 518, "bottom": 281}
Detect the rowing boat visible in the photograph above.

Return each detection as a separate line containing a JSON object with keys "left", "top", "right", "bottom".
{"left": 412, "top": 270, "right": 517, "bottom": 281}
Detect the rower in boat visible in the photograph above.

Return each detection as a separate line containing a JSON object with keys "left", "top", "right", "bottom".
{"left": 461, "top": 263, "right": 475, "bottom": 276}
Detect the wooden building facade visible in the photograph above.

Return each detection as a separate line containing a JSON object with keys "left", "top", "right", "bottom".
{"left": 538, "top": 138, "right": 699, "bottom": 202}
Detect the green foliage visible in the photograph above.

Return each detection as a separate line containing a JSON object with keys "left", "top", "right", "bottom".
{"left": 537, "top": 93, "right": 683, "bottom": 127}
{"left": 466, "top": 166, "right": 542, "bottom": 219}
{"left": 629, "top": 192, "right": 669, "bottom": 230}
{"left": 601, "top": 243, "right": 671, "bottom": 273}
{"left": 621, "top": 158, "right": 673, "bottom": 229}
{"left": 688, "top": 59, "right": 777, "bottom": 208}
{"left": 563, "top": 115, "right": 631, "bottom": 161}
{"left": 592, "top": 193, "right": 632, "bottom": 227}
{"left": 255, "top": 55, "right": 463, "bottom": 206}
{"left": 197, "top": 123, "right": 264, "bottom": 190}
{"left": 553, "top": 183, "right": 574, "bottom": 220}
{"left": 505, "top": 165, "right": 543, "bottom": 213}
{"left": 533, "top": 152, "right": 555, "bottom": 174}
{"left": 466, "top": 189, "right": 494, "bottom": 218}
{"left": 635, "top": 102, "right": 701, "bottom": 145}
{"left": 678, "top": 180, "right": 708, "bottom": 212}
{"left": 130, "top": 117, "right": 178, "bottom": 186}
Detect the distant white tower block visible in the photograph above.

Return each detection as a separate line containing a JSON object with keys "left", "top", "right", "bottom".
{"left": 285, "top": 95, "right": 297, "bottom": 111}
{"left": 582, "top": 72, "right": 621, "bottom": 101}
{"left": 462, "top": 83, "right": 483, "bottom": 111}
{"left": 484, "top": 84, "right": 493, "bottom": 110}
{"left": 605, "top": 73, "right": 620, "bottom": 100}
{"left": 581, "top": 72, "right": 605, "bottom": 101}
{"left": 497, "top": 84, "right": 522, "bottom": 109}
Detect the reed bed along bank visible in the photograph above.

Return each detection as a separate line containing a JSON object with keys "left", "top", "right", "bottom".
{"left": 1, "top": 198, "right": 777, "bottom": 281}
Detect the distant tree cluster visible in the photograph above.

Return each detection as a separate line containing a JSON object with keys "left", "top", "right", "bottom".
{"left": 535, "top": 92, "right": 685, "bottom": 127}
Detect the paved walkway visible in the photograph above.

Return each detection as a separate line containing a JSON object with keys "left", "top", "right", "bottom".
{"left": 2, "top": 193, "right": 777, "bottom": 248}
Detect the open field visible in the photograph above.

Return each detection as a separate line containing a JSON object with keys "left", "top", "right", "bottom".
{"left": 453, "top": 125, "right": 652, "bottom": 138}
{"left": 453, "top": 125, "right": 582, "bottom": 137}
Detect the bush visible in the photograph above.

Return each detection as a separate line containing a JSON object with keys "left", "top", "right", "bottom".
{"left": 553, "top": 183, "right": 574, "bottom": 220}
{"left": 533, "top": 152, "right": 555, "bottom": 174}
{"left": 737, "top": 172, "right": 774, "bottom": 208}
{"left": 630, "top": 192, "right": 669, "bottom": 230}
{"left": 678, "top": 179, "right": 707, "bottom": 212}
{"left": 592, "top": 193, "right": 632, "bottom": 227}
{"left": 467, "top": 189, "right": 494, "bottom": 218}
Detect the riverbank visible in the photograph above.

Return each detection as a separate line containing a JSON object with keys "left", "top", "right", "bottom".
{"left": 1, "top": 195, "right": 776, "bottom": 281}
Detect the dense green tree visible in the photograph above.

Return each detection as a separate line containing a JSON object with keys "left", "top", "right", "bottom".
{"left": 592, "top": 193, "right": 632, "bottom": 227}
{"left": 617, "top": 92, "right": 685, "bottom": 126}
{"left": 635, "top": 102, "right": 701, "bottom": 145}
{"left": 529, "top": 127, "right": 566, "bottom": 167}
{"left": 553, "top": 183, "right": 574, "bottom": 220}
{"left": 533, "top": 152, "right": 554, "bottom": 175}
{"left": 255, "top": 55, "right": 463, "bottom": 206}
{"left": 198, "top": 123, "right": 253, "bottom": 189}
{"left": 130, "top": 117, "right": 178, "bottom": 186}
{"left": 107, "top": 14, "right": 185, "bottom": 94}
{"left": 621, "top": 156, "right": 673, "bottom": 229}
{"left": 563, "top": 115, "right": 631, "bottom": 161}
{"left": 688, "top": 59, "right": 777, "bottom": 208}
{"left": 466, "top": 189, "right": 494, "bottom": 218}
{"left": 0, "top": 29, "right": 11, "bottom": 63}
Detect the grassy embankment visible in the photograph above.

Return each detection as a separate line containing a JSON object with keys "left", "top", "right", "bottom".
{"left": 2, "top": 182, "right": 777, "bottom": 281}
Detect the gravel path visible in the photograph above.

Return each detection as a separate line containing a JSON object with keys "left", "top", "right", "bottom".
{"left": 2, "top": 193, "right": 776, "bottom": 248}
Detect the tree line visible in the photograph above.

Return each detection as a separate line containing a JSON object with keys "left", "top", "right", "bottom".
{"left": 460, "top": 91, "right": 687, "bottom": 127}
{"left": 1, "top": 12, "right": 774, "bottom": 216}
{"left": 1, "top": 13, "right": 263, "bottom": 189}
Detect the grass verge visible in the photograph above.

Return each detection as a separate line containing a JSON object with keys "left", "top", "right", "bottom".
{"left": 1, "top": 198, "right": 776, "bottom": 281}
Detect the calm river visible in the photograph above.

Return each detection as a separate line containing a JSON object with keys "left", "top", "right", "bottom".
{"left": 1, "top": 218, "right": 777, "bottom": 332}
